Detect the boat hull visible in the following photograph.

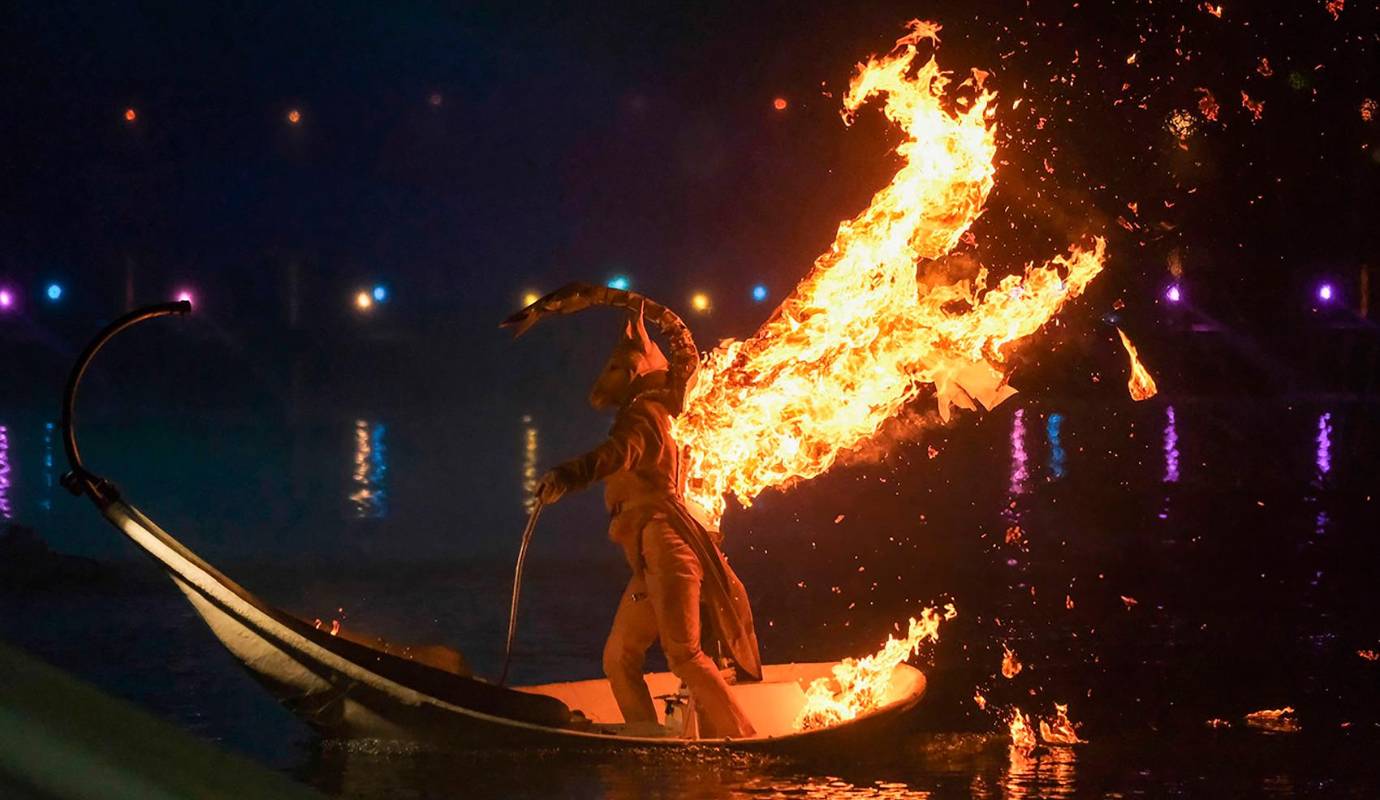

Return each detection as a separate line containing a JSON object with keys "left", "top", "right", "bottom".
{"left": 103, "top": 499, "right": 927, "bottom": 753}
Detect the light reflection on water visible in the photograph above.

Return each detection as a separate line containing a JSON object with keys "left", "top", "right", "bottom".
{"left": 522, "top": 414, "right": 539, "bottom": 513}
{"left": 1045, "top": 412, "right": 1066, "bottom": 480}
{"left": 40, "top": 422, "right": 54, "bottom": 514}
{"left": 0, "top": 424, "right": 11, "bottom": 520}
{"left": 1008, "top": 408, "right": 1028, "bottom": 498}
{"left": 1163, "top": 405, "right": 1180, "bottom": 484}
{"left": 348, "top": 420, "right": 389, "bottom": 519}
{"left": 1314, "top": 411, "right": 1332, "bottom": 482}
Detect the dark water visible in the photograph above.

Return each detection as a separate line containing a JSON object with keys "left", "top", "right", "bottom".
{"left": 3, "top": 396, "right": 1380, "bottom": 798}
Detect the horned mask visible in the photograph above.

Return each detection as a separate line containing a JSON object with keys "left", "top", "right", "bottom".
{"left": 588, "top": 304, "right": 669, "bottom": 410}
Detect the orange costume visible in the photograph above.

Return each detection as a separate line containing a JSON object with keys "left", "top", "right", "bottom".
{"left": 532, "top": 302, "right": 761, "bottom": 739}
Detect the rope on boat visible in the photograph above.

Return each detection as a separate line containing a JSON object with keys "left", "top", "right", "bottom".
{"left": 499, "top": 500, "right": 544, "bottom": 686}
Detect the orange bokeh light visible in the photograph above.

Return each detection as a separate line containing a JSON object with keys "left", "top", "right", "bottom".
{"left": 124, "top": 108, "right": 137, "bottom": 122}
{"left": 287, "top": 109, "right": 302, "bottom": 125}
{"left": 772, "top": 97, "right": 788, "bottom": 111}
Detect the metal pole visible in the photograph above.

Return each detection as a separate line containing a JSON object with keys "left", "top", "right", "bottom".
{"left": 499, "top": 500, "right": 544, "bottom": 686}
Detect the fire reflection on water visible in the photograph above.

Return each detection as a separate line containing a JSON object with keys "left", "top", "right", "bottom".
{"left": 0, "top": 424, "right": 11, "bottom": 520}
{"left": 348, "top": 420, "right": 389, "bottom": 519}
{"left": 1000, "top": 744, "right": 1078, "bottom": 799}
{"left": 522, "top": 415, "right": 539, "bottom": 513}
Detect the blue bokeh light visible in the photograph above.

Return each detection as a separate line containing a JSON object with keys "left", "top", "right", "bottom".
{"left": 46, "top": 283, "right": 63, "bottom": 301}
{"left": 372, "top": 284, "right": 389, "bottom": 302}
{"left": 607, "top": 275, "right": 630, "bottom": 291}
{"left": 751, "top": 284, "right": 768, "bottom": 302}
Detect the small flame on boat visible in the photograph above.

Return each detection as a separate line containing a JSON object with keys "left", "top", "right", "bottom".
{"left": 1116, "top": 329, "right": 1158, "bottom": 401}
{"left": 794, "top": 604, "right": 956, "bottom": 730}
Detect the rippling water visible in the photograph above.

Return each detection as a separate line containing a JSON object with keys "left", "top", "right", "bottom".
{"left": 3, "top": 396, "right": 1379, "bottom": 797}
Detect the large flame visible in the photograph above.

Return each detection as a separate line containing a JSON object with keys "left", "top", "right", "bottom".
{"left": 795, "top": 604, "right": 956, "bottom": 730}
{"left": 1116, "top": 328, "right": 1158, "bottom": 401}
{"left": 674, "top": 21, "right": 1106, "bottom": 524}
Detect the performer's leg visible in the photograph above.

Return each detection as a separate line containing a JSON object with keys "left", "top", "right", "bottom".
{"left": 602, "top": 577, "right": 659, "bottom": 724}
{"left": 641, "top": 518, "right": 757, "bottom": 739}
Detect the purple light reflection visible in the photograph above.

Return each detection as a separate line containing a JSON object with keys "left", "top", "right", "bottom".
{"left": 1163, "top": 405, "right": 1180, "bottom": 483}
{"left": 0, "top": 425, "right": 12, "bottom": 520}
{"left": 1009, "top": 408, "right": 1028, "bottom": 497}
{"left": 1315, "top": 412, "right": 1332, "bottom": 479}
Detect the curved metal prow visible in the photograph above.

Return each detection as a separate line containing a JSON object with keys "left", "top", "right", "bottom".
{"left": 60, "top": 301, "right": 192, "bottom": 506}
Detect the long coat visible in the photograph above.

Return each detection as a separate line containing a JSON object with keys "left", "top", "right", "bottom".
{"left": 551, "top": 378, "right": 763, "bottom": 682}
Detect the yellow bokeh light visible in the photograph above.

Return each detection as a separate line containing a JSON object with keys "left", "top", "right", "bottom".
{"left": 522, "top": 291, "right": 541, "bottom": 307}
{"left": 355, "top": 291, "right": 373, "bottom": 310}
{"left": 691, "top": 292, "right": 710, "bottom": 312}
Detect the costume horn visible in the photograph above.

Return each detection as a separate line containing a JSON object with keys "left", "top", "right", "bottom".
{"left": 501, "top": 283, "right": 697, "bottom": 413}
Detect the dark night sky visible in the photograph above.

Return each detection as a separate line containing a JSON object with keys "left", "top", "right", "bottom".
{"left": 3, "top": 0, "right": 1375, "bottom": 330}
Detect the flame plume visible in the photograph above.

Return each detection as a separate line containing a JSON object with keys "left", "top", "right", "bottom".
{"left": 674, "top": 21, "right": 1107, "bottom": 524}
{"left": 795, "top": 604, "right": 956, "bottom": 730}
{"left": 1116, "top": 328, "right": 1158, "bottom": 401}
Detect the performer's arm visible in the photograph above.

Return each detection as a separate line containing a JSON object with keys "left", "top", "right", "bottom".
{"left": 536, "top": 401, "right": 658, "bottom": 503}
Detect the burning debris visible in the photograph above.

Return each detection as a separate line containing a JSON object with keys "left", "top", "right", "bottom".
{"left": 1116, "top": 329, "right": 1159, "bottom": 401}
{"left": 1001, "top": 644, "right": 1023, "bottom": 679}
{"left": 795, "top": 604, "right": 956, "bottom": 730}
{"left": 1038, "top": 703, "right": 1085, "bottom": 745}
{"left": 1244, "top": 707, "right": 1301, "bottom": 733}
{"left": 674, "top": 20, "right": 1106, "bottom": 524}
{"left": 1240, "top": 90, "right": 1265, "bottom": 122}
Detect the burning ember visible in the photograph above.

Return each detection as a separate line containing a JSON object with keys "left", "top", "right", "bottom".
{"left": 674, "top": 20, "right": 1106, "bottom": 524}
{"left": 1038, "top": 703, "right": 1085, "bottom": 744}
{"left": 795, "top": 604, "right": 956, "bottom": 730}
{"left": 1001, "top": 644, "right": 1023, "bottom": 679}
{"left": 1116, "top": 329, "right": 1158, "bottom": 401}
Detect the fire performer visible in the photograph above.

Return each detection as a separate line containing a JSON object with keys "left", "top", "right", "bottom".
{"left": 514, "top": 290, "right": 761, "bottom": 738}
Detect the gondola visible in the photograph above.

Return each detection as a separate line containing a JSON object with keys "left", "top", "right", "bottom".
{"left": 57, "top": 303, "right": 929, "bottom": 752}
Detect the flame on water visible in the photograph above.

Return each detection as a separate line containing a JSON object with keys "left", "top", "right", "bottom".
{"left": 794, "top": 604, "right": 956, "bottom": 730}
{"left": 1039, "top": 703, "right": 1085, "bottom": 744}
{"left": 674, "top": 21, "right": 1106, "bottom": 524}
{"left": 1244, "top": 706, "right": 1300, "bottom": 733}
{"left": 1116, "top": 329, "right": 1158, "bottom": 401}
{"left": 1008, "top": 708, "right": 1037, "bottom": 751}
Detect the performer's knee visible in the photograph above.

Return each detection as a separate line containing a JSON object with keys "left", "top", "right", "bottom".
{"left": 662, "top": 641, "right": 706, "bottom": 674}
{"left": 602, "top": 635, "right": 644, "bottom": 680}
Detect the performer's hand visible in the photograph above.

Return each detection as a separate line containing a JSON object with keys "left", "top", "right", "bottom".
{"left": 535, "top": 470, "right": 568, "bottom": 506}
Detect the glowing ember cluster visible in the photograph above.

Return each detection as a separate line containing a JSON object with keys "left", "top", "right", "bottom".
{"left": 795, "top": 604, "right": 956, "bottom": 730}
{"left": 673, "top": 21, "right": 1106, "bottom": 524}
